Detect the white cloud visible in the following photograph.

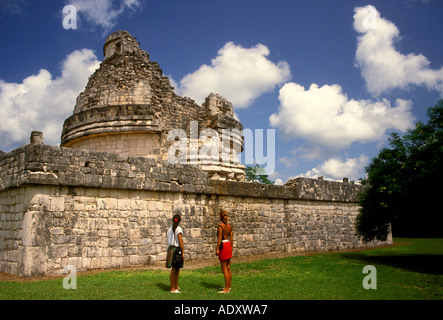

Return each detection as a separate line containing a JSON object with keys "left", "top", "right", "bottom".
{"left": 177, "top": 42, "right": 291, "bottom": 108}
{"left": 69, "top": 0, "right": 143, "bottom": 31}
{"left": 267, "top": 170, "right": 284, "bottom": 186}
{"left": 269, "top": 82, "right": 415, "bottom": 150}
{"left": 0, "top": 49, "right": 100, "bottom": 151}
{"left": 295, "top": 154, "right": 369, "bottom": 181}
{"left": 279, "top": 156, "right": 297, "bottom": 168}
{"left": 354, "top": 5, "right": 443, "bottom": 97}
{"left": 318, "top": 154, "right": 369, "bottom": 180}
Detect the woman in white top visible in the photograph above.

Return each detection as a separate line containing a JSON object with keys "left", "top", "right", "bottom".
{"left": 167, "top": 214, "right": 184, "bottom": 293}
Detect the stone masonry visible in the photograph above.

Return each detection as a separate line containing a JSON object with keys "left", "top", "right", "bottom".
{"left": 0, "top": 142, "right": 390, "bottom": 276}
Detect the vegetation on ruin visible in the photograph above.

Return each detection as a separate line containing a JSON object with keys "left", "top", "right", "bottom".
{"left": 356, "top": 100, "right": 443, "bottom": 241}
{"left": 245, "top": 164, "right": 274, "bottom": 184}
{"left": 1, "top": 238, "right": 441, "bottom": 300}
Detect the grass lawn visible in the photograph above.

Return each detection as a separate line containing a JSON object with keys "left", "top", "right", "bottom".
{"left": 0, "top": 238, "right": 442, "bottom": 300}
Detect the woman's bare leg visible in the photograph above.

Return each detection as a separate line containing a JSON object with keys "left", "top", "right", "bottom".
{"left": 226, "top": 259, "right": 232, "bottom": 291}
{"left": 220, "top": 260, "right": 230, "bottom": 292}
{"left": 175, "top": 268, "right": 180, "bottom": 290}
{"left": 170, "top": 267, "right": 180, "bottom": 291}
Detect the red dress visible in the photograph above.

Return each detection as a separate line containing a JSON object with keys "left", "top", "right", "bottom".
{"left": 218, "top": 224, "right": 232, "bottom": 261}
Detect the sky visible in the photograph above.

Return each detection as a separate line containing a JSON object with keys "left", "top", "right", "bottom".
{"left": 1, "top": 0, "right": 442, "bottom": 184}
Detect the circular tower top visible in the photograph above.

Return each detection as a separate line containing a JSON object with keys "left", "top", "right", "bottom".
{"left": 103, "top": 30, "right": 149, "bottom": 60}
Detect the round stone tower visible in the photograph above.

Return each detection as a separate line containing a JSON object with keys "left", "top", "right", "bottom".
{"left": 61, "top": 30, "right": 245, "bottom": 181}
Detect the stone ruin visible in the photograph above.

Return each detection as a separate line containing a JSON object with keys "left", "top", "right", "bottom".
{"left": 0, "top": 31, "right": 391, "bottom": 276}
{"left": 61, "top": 30, "right": 245, "bottom": 182}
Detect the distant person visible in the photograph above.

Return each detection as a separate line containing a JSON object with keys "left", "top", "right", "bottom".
{"left": 166, "top": 214, "right": 184, "bottom": 293}
{"left": 216, "top": 209, "right": 233, "bottom": 293}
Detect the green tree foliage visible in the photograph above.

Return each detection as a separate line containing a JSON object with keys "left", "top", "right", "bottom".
{"left": 245, "top": 164, "right": 274, "bottom": 184}
{"left": 356, "top": 100, "right": 443, "bottom": 241}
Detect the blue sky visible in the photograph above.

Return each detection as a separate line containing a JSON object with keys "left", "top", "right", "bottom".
{"left": 1, "top": 0, "right": 442, "bottom": 184}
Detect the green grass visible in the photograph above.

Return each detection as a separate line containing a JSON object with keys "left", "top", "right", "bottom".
{"left": 1, "top": 238, "right": 442, "bottom": 300}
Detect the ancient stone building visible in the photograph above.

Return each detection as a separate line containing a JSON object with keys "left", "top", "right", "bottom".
{"left": 61, "top": 30, "right": 245, "bottom": 182}
{"left": 0, "top": 31, "right": 391, "bottom": 276}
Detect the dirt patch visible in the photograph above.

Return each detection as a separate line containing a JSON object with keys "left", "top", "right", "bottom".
{"left": 0, "top": 252, "right": 293, "bottom": 282}
{"left": 0, "top": 242, "right": 401, "bottom": 282}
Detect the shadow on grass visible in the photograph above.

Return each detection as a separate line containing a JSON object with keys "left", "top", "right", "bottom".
{"left": 200, "top": 281, "right": 220, "bottom": 290}
{"left": 339, "top": 253, "right": 443, "bottom": 275}
{"left": 155, "top": 282, "right": 171, "bottom": 292}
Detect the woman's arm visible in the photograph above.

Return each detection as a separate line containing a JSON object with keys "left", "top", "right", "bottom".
{"left": 178, "top": 232, "right": 184, "bottom": 259}
{"left": 216, "top": 225, "right": 222, "bottom": 255}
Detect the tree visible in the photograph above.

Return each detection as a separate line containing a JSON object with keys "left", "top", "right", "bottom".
{"left": 356, "top": 100, "right": 443, "bottom": 241}
{"left": 244, "top": 164, "right": 274, "bottom": 184}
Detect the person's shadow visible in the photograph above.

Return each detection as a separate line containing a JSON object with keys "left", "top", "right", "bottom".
{"left": 200, "top": 281, "right": 220, "bottom": 290}
{"left": 156, "top": 281, "right": 221, "bottom": 292}
{"left": 155, "top": 283, "right": 171, "bottom": 291}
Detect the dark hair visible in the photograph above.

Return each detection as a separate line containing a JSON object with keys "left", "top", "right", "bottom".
{"left": 172, "top": 214, "right": 181, "bottom": 231}
{"left": 219, "top": 210, "right": 228, "bottom": 222}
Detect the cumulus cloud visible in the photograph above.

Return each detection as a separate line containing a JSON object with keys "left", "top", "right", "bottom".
{"left": 69, "top": 0, "right": 143, "bottom": 31}
{"left": 276, "top": 5, "right": 436, "bottom": 181}
{"left": 177, "top": 42, "right": 291, "bottom": 108}
{"left": 0, "top": 49, "right": 100, "bottom": 150}
{"left": 269, "top": 82, "right": 415, "bottom": 150}
{"left": 296, "top": 154, "right": 369, "bottom": 181}
{"left": 318, "top": 154, "right": 369, "bottom": 180}
{"left": 354, "top": 5, "right": 443, "bottom": 97}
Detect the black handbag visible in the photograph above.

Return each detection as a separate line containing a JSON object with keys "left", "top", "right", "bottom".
{"left": 172, "top": 248, "right": 183, "bottom": 268}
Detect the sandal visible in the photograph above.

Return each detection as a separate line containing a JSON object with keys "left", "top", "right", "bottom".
{"left": 218, "top": 288, "right": 231, "bottom": 293}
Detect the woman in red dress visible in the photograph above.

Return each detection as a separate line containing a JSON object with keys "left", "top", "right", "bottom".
{"left": 216, "top": 210, "right": 233, "bottom": 293}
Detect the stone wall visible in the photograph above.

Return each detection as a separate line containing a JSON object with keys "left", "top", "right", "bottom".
{"left": 0, "top": 144, "right": 390, "bottom": 276}
{"left": 64, "top": 132, "right": 162, "bottom": 158}
{"left": 0, "top": 187, "right": 25, "bottom": 275}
